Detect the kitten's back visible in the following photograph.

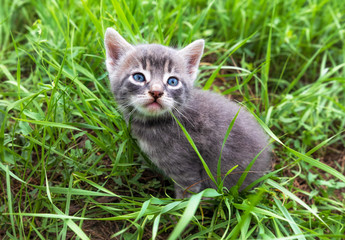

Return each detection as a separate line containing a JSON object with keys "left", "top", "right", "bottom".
{"left": 183, "top": 89, "right": 271, "bottom": 190}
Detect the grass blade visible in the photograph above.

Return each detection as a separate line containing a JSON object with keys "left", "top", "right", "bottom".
{"left": 170, "top": 112, "right": 217, "bottom": 185}
{"left": 217, "top": 107, "right": 241, "bottom": 187}
{"left": 203, "top": 32, "right": 256, "bottom": 90}
{"left": 168, "top": 191, "right": 203, "bottom": 240}
{"left": 267, "top": 179, "right": 329, "bottom": 229}
{"left": 5, "top": 165, "right": 17, "bottom": 237}
{"left": 12, "top": 118, "right": 81, "bottom": 131}
{"left": 273, "top": 198, "right": 306, "bottom": 240}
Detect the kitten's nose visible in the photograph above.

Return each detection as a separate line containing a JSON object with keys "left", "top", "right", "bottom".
{"left": 149, "top": 90, "right": 163, "bottom": 98}
{"left": 149, "top": 84, "right": 164, "bottom": 99}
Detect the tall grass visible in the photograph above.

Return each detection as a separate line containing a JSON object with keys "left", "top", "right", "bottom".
{"left": 1, "top": 0, "right": 344, "bottom": 239}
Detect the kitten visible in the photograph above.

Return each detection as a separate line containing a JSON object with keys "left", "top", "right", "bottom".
{"left": 104, "top": 28, "right": 271, "bottom": 198}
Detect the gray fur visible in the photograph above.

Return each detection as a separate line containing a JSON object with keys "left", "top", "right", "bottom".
{"left": 104, "top": 28, "right": 271, "bottom": 198}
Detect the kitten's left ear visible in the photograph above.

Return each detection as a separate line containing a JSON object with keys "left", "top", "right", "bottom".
{"left": 178, "top": 39, "right": 205, "bottom": 81}
{"left": 104, "top": 28, "right": 134, "bottom": 73}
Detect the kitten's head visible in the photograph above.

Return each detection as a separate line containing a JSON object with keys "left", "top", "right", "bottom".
{"left": 104, "top": 28, "right": 204, "bottom": 120}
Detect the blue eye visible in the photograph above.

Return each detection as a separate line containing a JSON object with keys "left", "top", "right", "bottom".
{"left": 167, "top": 77, "right": 179, "bottom": 86}
{"left": 133, "top": 73, "right": 145, "bottom": 82}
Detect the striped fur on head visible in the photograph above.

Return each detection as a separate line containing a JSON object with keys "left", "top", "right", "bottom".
{"left": 104, "top": 28, "right": 204, "bottom": 119}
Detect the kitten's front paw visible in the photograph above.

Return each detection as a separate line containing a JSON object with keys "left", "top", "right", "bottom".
{"left": 174, "top": 184, "right": 201, "bottom": 199}
{"left": 175, "top": 188, "right": 192, "bottom": 199}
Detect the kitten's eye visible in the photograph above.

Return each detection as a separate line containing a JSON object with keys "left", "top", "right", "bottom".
{"left": 167, "top": 77, "right": 179, "bottom": 86}
{"left": 133, "top": 73, "right": 145, "bottom": 82}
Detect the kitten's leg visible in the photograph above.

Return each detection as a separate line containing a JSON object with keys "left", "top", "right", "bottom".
{"left": 173, "top": 174, "right": 203, "bottom": 199}
{"left": 175, "top": 184, "right": 201, "bottom": 198}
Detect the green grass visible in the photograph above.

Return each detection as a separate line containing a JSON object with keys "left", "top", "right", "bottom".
{"left": 1, "top": 0, "right": 345, "bottom": 239}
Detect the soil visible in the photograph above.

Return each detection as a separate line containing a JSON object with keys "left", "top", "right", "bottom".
{"left": 276, "top": 142, "right": 345, "bottom": 204}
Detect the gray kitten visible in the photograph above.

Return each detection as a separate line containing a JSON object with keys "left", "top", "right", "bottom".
{"left": 104, "top": 28, "right": 271, "bottom": 198}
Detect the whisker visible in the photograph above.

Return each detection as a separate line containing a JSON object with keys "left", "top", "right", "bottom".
{"left": 125, "top": 107, "right": 138, "bottom": 122}
{"left": 172, "top": 105, "right": 196, "bottom": 129}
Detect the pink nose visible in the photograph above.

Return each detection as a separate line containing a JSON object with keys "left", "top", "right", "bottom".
{"left": 149, "top": 90, "right": 163, "bottom": 98}
{"left": 149, "top": 84, "right": 164, "bottom": 99}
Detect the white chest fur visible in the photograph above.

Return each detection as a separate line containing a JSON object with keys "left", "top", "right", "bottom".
{"left": 137, "top": 139, "right": 160, "bottom": 165}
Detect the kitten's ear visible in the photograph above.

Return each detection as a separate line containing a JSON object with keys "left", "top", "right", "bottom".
{"left": 104, "top": 28, "right": 134, "bottom": 73}
{"left": 178, "top": 39, "right": 204, "bottom": 80}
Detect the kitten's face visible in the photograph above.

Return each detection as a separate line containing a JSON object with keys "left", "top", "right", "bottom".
{"left": 111, "top": 45, "right": 190, "bottom": 117}
{"left": 104, "top": 28, "right": 204, "bottom": 119}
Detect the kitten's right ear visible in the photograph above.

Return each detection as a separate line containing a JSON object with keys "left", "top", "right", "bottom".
{"left": 104, "top": 28, "right": 134, "bottom": 73}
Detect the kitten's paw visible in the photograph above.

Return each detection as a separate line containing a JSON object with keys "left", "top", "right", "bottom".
{"left": 175, "top": 190, "right": 193, "bottom": 199}
{"left": 174, "top": 184, "right": 201, "bottom": 199}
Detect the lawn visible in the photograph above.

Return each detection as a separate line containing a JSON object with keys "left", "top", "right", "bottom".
{"left": 0, "top": 0, "right": 345, "bottom": 239}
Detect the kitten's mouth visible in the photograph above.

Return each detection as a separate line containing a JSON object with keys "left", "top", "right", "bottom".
{"left": 145, "top": 101, "right": 163, "bottom": 112}
{"left": 133, "top": 96, "right": 170, "bottom": 116}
